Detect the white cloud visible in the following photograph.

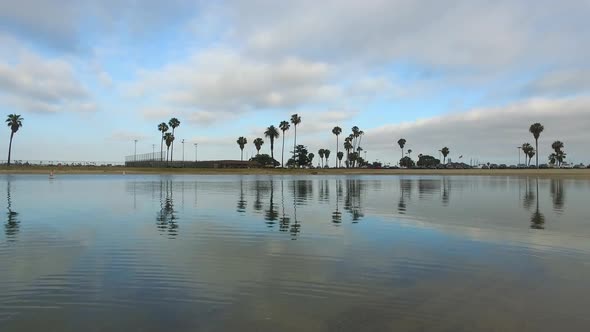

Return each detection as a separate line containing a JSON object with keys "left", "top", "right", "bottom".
{"left": 126, "top": 49, "right": 344, "bottom": 120}
{"left": 0, "top": 49, "right": 95, "bottom": 113}
{"left": 227, "top": 0, "right": 590, "bottom": 71}
{"left": 523, "top": 69, "right": 590, "bottom": 97}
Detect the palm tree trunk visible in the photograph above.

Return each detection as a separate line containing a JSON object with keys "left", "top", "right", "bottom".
{"left": 535, "top": 139, "right": 539, "bottom": 168}
{"left": 171, "top": 129, "right": 175, "bottom": 162}
{"left": 336, "top": 136, "right": 339, "bottom": 168}
{"left": 293, "top": 125, "right": 297, "bottom": 166}
{"left": 160, "top": 135, "right": 164, "bottom": 162}
{"left": 281, "top": 133, "right": 285, "bottom": 167}
{"left": 241, "top": 148, "right": 244, "bottom": 161}
{"left": 270, "top": 139, "right": 274, "bottom": 162}
{"left": 7, "top": 131, "right": 14, "bottom": 166}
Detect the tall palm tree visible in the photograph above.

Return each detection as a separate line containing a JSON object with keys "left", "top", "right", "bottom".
{"left": 264, "top": 125, "right": 280, "bottom": 162}
{"left": 407, "top": 149, "right": 413, "bottom": 158}
{"left": 324, "top": 149, "right": 331, "bottom": 168}
{"left": 351, "top": 126, "right": 360, "bottom": 151}
{"left": 332, "top": 126, "right": 342, "bottom": 168}
{"left": 441, "top": 147, "right": 450, "bottom": 164}
{"left": 318, "top": 149, "right": 325, "bottom": 167}
{"left": 164, "top": 133, "right": 174, "bottom": 163}
{"left": 357, "top": 130, "right": 365, "bottom": 151}
{"left": 168, "top": 118, "right": 180, "bottom": 162}
{"left": 279, "top": 121, "right": 290, "bottom": 167}
{"left": 290, "top": 114, "right": 301, "bottom": 163}
{"left": 254, "top": 138, "right": 264, "bottom": 155}
{"left": 397, "top": 138, "right": 406, "bottom": 161}
{"left": 158, "top": 122, "right": 169, "bottom": 161}
{"left": 337, "top": 151, "right": 344, "bottom": 168}
{"left": 237, "top": 137, "right": 248, "bottom": 161}
{"left": 529, "top": 123, "right": 544, "bottom": 168}
{"left": 5, "top": 114, "right": 23, "bottom": 166}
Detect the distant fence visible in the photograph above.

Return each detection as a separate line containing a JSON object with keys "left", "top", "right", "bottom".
{"left": 0, "top": 160, "right": 125, "bottom": 167}
{"left": 125, "top": 152, "right": 163, "bottom": 163}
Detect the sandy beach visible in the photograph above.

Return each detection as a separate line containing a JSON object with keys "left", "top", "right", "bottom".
{"left": 1, "top": 166, "right": 589, "bottom": 179}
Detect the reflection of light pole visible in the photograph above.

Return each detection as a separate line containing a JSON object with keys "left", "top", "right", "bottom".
{"left": 194, "top": 143, "right": 198, "bottom": 162}
{"left": 517, "top": 146, "right": 522, "bottom": 165}
{"left": 134, "top": 139, "right": 138, "bottom": 161}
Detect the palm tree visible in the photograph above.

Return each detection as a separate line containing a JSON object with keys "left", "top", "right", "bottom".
{"left": 351, "top": 126, "right": 360, "bottom": 151}
{"left": 254, "top": 138, "right": 264, "bottom": 155}
{"left": 168, "top": 118, "right": 180, "bottom": 161}
{"left": 337, "top": 151, "right": 344, "bottom": 167}
{"left": 324, "top": 149, "right": 331, "bottom": 168}
{"left": 164, "top": 133, "right": 174, "bottom": 163}
{"left": 237, "top": 137, "right": 248, "bottom": 161}
{"left": 158, "top": 122, "right": 169, "bottom": 161}
{"left": 290, "top": 114, "right": 301, "bottom": 163}
{"left": 529, "top": 123, "right": 544, "bottom": 168}
{"left": 5, "top": 114, "right": 23, "bottom": 166}
{"left": 318, "top": 149, "right": 325, "bottom": 167}
{"left": 264, "top": 125, "right": 280, "bottom": 162}
{"left": 397, "top": 138, "right": 406, "bottom": 161}
{"left": 527, "top": 149, "right": 536, "bottom": 166}
{"left": 522, "top": 143, "right": 533, "bottom": 166}
{"left": 407, "top": 149, "right": 413, "bottom": 158}
{"left": 441, "top": 147, "right": 450, "bottom": 164}
{"left": 332, "top": 126, "right": 342, "bottom": 167}
{"left": 279, "top": 121, "right": 290, "bottom": 167}
{"left": 551, "top": 141, "right": 564, "bottom": 167}
{"left": 344, "top": 139, "right": 353, "bottom": 168}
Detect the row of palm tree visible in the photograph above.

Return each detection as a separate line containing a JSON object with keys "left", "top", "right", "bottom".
{"left": 237, "top": 114, "right": 302, "bottom": 165}
{"left": 156, "top": 118, "right": 180, "bottom": 163}
{"left": 318, "top": 149, "right": 331, "bottom": 167}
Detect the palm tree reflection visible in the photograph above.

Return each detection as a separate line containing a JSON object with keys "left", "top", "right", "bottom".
{"left": 264, "top": 180, "right": 278, "bottom": 227}
{"left": 157, "top": 180, "right": 178, "bottom": 237}
{"left": 279, "top": 179, "right": 291, "bottom": 232}
{"left": 237, "top": 179, "right": 247, "bottom": 213}
{"left": 344, "top": 179, "right": 364, "bottom": 223}
{"left": 550, "top": 179, "right": 565, "bottom": 213}
{"left": 5, "top": 178, "right": 19, "bottom": 241}
{"left": 332, "top": 180, "right": 343, "bottom": 224}
{"left": 530, "top": 178, "right": 546, "bottom": 230}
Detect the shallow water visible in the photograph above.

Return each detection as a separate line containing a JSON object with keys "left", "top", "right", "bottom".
{"left": 1, "top": 174, "right": 590, "bottom": 331}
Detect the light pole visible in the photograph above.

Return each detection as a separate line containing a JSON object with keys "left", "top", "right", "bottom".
{"left": 517, "top": 146, "right": 521, "bottom": 165}
{"left": 134, "top": 139, "right": 138, "bottom": 162}
{"left": 182, "top": 139, "right": 185, "bottom": 166}
{"left": 194, "top": 143, "right": 198, "bottom": 163}
{"left": 152, "top": 144, "right": 155, "bottom": 159}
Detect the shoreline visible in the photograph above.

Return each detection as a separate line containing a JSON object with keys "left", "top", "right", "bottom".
{"left": 1, "top": 166, "right": 590, "bottom": 179}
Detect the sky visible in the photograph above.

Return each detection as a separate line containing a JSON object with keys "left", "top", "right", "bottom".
{"left": 0, "top": 0, "right": 589, "bottom": 165}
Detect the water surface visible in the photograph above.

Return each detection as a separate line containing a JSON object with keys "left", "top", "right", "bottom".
{"left": 1, "top": 174, "right": 590, "bottom": 331}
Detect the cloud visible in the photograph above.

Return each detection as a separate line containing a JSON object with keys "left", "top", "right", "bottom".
{"left": 522, "top": 69, "right": 590, "bottom": 97}
{"left": 0, "top": 49, "right": 95, "bottom": 113}
{"left": 127, "top": 49, "right": 343, "bottom": 119}
{"left": 108, "top": 131, "right": 148, "bottom": 142}
{"left": 224, "top": 0, "right": 589, "bottom": 71}
{"left": 0, "top": 0, "right": 203, "bottom": 53}
{"left": 362, "top": 96, "right": 590, "bottom": 164}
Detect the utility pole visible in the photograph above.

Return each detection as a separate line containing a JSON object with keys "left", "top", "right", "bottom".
{"left": 182, "top": 139, "right": 185, "bottom": 162}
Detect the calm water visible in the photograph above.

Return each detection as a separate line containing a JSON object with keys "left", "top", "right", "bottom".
{"left": 1, "top": 174, "right": 590, "bottom": 331}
